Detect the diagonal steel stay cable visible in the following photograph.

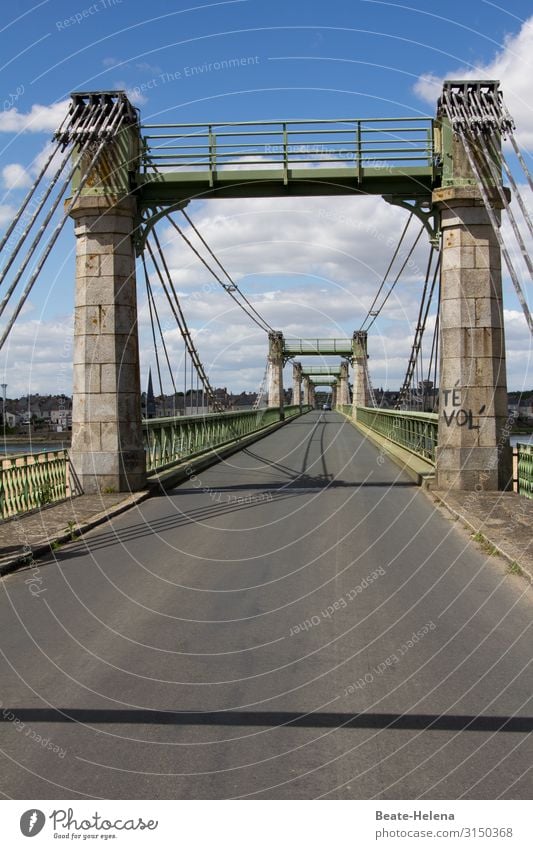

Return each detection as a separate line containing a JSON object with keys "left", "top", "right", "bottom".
{"left": 0, "top": 101, "right": 127, "bottom": 351}
{"left": 141, "top": 252, "right": 167, "bottom": 416}
{"left": 0, "top": 101, "right": 74, "bottom": 258}
{"left": 178, "top": 206, "right": 275, "bottom": 333}
{"left": 0, "top": 98, "right": 121, "bottom": 320}
{"left": 146, "top": 230, "right": 224, "bottom": 413}
{"left": 476, "top": 133, "right": 533, "bottom": 280}
{"left": 396, "top": 248, "right": 440, "bottom": 409}
{"left": 365, "top": 222, "right": 425, "bottom": 333}
{"left": 426, "top": 303, "right": 440, "bottom": 412}
{"left": 0, "top": 142, "right": 69, "bottom": 262}
{"left": 359, "top": 212, "right": 414, "bottom": 332}
{"left": 486, "top": 135, "right": 533, "bottom": 240}
{"left": 508, "top": 134, "right": 533, "bottom": 193}
{"left": 0, "top": 97, "right": 115, "bottom": 289}
{"left": 163, "top": 209, "right": 272, "bottom": 333}
{"left": 142, "top": 256, "right": 178, "bottom": 399}
{"left": 455, "top": 126, "right": 533, "bottom": 335}
{"left": 141, "top": 151, "right": 273, "bottom": 334}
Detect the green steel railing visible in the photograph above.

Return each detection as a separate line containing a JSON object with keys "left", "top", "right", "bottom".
{"left": 143, "top": 405, "right": 309, "bottom": 473}
{"left": 337, "top": 405, "right": 353, "bottom": 417}
{"left": 355, "top": 407, "right": 438, "bottom": 464}
{"left": 141, "top": 117, "right": 434, "bottom": 173}
{"left": 517, "top": 443, "right": 533, "bottom": 499}
{"left": 0, "top": 449, "right": 69, "bottom": 519}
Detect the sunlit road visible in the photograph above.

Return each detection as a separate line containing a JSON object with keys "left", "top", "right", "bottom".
{"left": 1, "top": 411, "right": 531, "bottom": 799}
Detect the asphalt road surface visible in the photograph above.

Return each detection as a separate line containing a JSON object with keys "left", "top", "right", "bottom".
{"left": 0, "top": 411, "right": 531, "bottom": 799}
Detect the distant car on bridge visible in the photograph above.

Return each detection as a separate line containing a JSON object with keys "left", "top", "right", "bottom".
{"left": 322, "top": 403, "right": 331, "bottom": 411}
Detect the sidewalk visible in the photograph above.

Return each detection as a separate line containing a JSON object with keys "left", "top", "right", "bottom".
{"left": 431, "top": 489, "right": 533, "bottom": 583}
{"left": 0, "top": 490, "right": 149, "bottom": 574}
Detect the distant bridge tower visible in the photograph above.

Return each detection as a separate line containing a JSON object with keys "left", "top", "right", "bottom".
{"left": 351, "top": 331, "right": 370, "bottom": 416}
{"left": 267, "top": 331, "right": 285, "bottom": 414}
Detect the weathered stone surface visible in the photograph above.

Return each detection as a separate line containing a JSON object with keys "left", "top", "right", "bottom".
{"left": 436, "top": 188, "right": 511, "bottom": 491}
{"left": 69, "top": 194, "right": 146, "bottom": 493}
{"left": 267, "top": 332, "right": 284, "bottom": 409}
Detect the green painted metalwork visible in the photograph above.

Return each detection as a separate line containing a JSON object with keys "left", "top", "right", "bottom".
{"left": 0, "top": 450, "right": 69, "bottom": 520}
{"left": 143, "top": 406, "right": 309, "bottom": 473}
{"left": 338, "top": 405, "right": 353, "bottom": 417}
{"left": 284, "top": 338, "right": 354, "bottom": 356}
{"left": 517, "top": 443, "right": 533, "bottom": 499}
{"left": 138, "top": 116, "right": 437, "bottom": 204}
{"left": 356, "top": 407, "right": 438, "bottom": 464}
{"left": 301, "top": 365, "right": 342, "bottom": 375}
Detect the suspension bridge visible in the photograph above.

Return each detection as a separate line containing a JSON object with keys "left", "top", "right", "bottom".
{"left": 0, "top": 80, "right": 532, "bottom": 800}
{"left": 0, "top": 80, "right": 531, "bottom": 498}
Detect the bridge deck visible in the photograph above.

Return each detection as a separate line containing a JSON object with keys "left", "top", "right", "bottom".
{"left": 0, "top": 411, "right": 531, "bottom": 799}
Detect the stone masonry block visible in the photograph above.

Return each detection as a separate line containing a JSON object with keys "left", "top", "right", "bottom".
{"left": 72, "top": 361, "right": 101, "bottom": 394}
{"left": 77, "top": 233, "right": 134, "bottom": 257}
{"left": 76, "top": 254, "right": 100, "bottom": 277}
{"left": 70, "top": 422, "right": 102, "bottom": 452}
{"left": 440, "top": 206, "right": 495, "bottom": 228}
{"left": 74, "top": 276, "right": 132, "bottom": 307}
{"left": 440, "top": 268, "right": 502, "bottom": 301}
{"left": 98, "top": 252, "right": 135, "bottom": 278}
{"left": 99, "top": 304, "right": 137, "bottom": 335}
{"left": 80, "top": 393, "right": 119, "bottom": 422}
{"left": 440, "top": 298, "right": 477, "bottom": 329}
{"left": 100, "top": 362, "right": 137, "bottom": 394}
{"left": 439, "top": 327, "right": 504, "bottom": 360}
{"left": 74, "top": 305, "right": 101, "bottom": 335}
{"left": 475, "top": 245, "right": 501, "bottom": 269}
{"left": 441, "top": 246, "right": 476, "bottom": 270}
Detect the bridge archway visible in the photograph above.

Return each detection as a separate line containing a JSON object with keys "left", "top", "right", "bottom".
{"left": 61, "top": 84, "right": 512, "bottom": 492}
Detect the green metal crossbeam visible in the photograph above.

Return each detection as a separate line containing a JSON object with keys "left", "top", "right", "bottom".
{"left": 284, "top": 338, "right": 354, "bottom": 356}
{"left": 300, "top": 365, "right": 343, "bottom": 375}
{"left": 137, "top": 116, "right": 438, "bottom": 206}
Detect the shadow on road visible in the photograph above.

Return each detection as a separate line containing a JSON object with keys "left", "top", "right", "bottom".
{"left": 0, "top": 708, "right": 530, "bottom": 733}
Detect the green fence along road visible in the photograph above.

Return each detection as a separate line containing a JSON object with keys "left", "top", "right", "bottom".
{"left": 517, "top": 442, "right": 533, "bottom": 499}
{"left": 350, "top": 407, "right": 439, "bottom": 464}
{"left": 143, "top": 405, "right": 307, "bottom": 473}
{"left": 0, "top": 449, "right": 70, "bottom": 519}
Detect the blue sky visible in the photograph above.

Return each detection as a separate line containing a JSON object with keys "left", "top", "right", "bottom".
{"left": 0, "top": 0, "right": 531, "bottom": 396}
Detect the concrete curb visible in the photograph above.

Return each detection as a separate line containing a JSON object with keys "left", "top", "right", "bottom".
{"left": 430, "top": 491, "right": 533, "bottom": 584}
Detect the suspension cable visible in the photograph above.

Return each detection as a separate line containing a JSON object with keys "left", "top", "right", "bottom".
{"left": 163, "top": 210, "right": 273, "bottom": 333}
{"left": 396, "top": 248, "right": 440, "bottom": 409}
{"left": 0, "top": 99, "right": 126, "bottom": 351}
{"left": 142, "top": 256, "right": 178, "bottom": 400}
{"left": 0, "top": 97, "right": 116, "bottom": 288}
{"left": 360, "top": 212, "right": 414, "bottom": 331}
{"left": 146, "top": 229, "right": 224, "bottom": 412}
{"left": 487, "top": 136, "right": 533, "bottom": 240}
{"left": 455, "top": 126, "right": 533, "bottom": 335}
{"left": 178, "top": 207, "right": 275, "bottom": 333}
{"left": 365, "top": 223, "right": 425, "bottom": 333}
{"left": 142, "top": 253, "right": 167, "bottom": 415}
{"left": 476, "top": 133, "right": 533, "bottom": 280}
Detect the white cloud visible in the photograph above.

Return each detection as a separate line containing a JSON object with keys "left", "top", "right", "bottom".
{"left": 414, "top": 16, "right": 533, "bottom": 147}
{"left": 0, "top": 204, "right": 16, "bottom": 225}
{"left": 2, "top": 163, "right": 31, "bottom": 190}
{"left": 0, "top": 99, "right": 69, "bottom": 133}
